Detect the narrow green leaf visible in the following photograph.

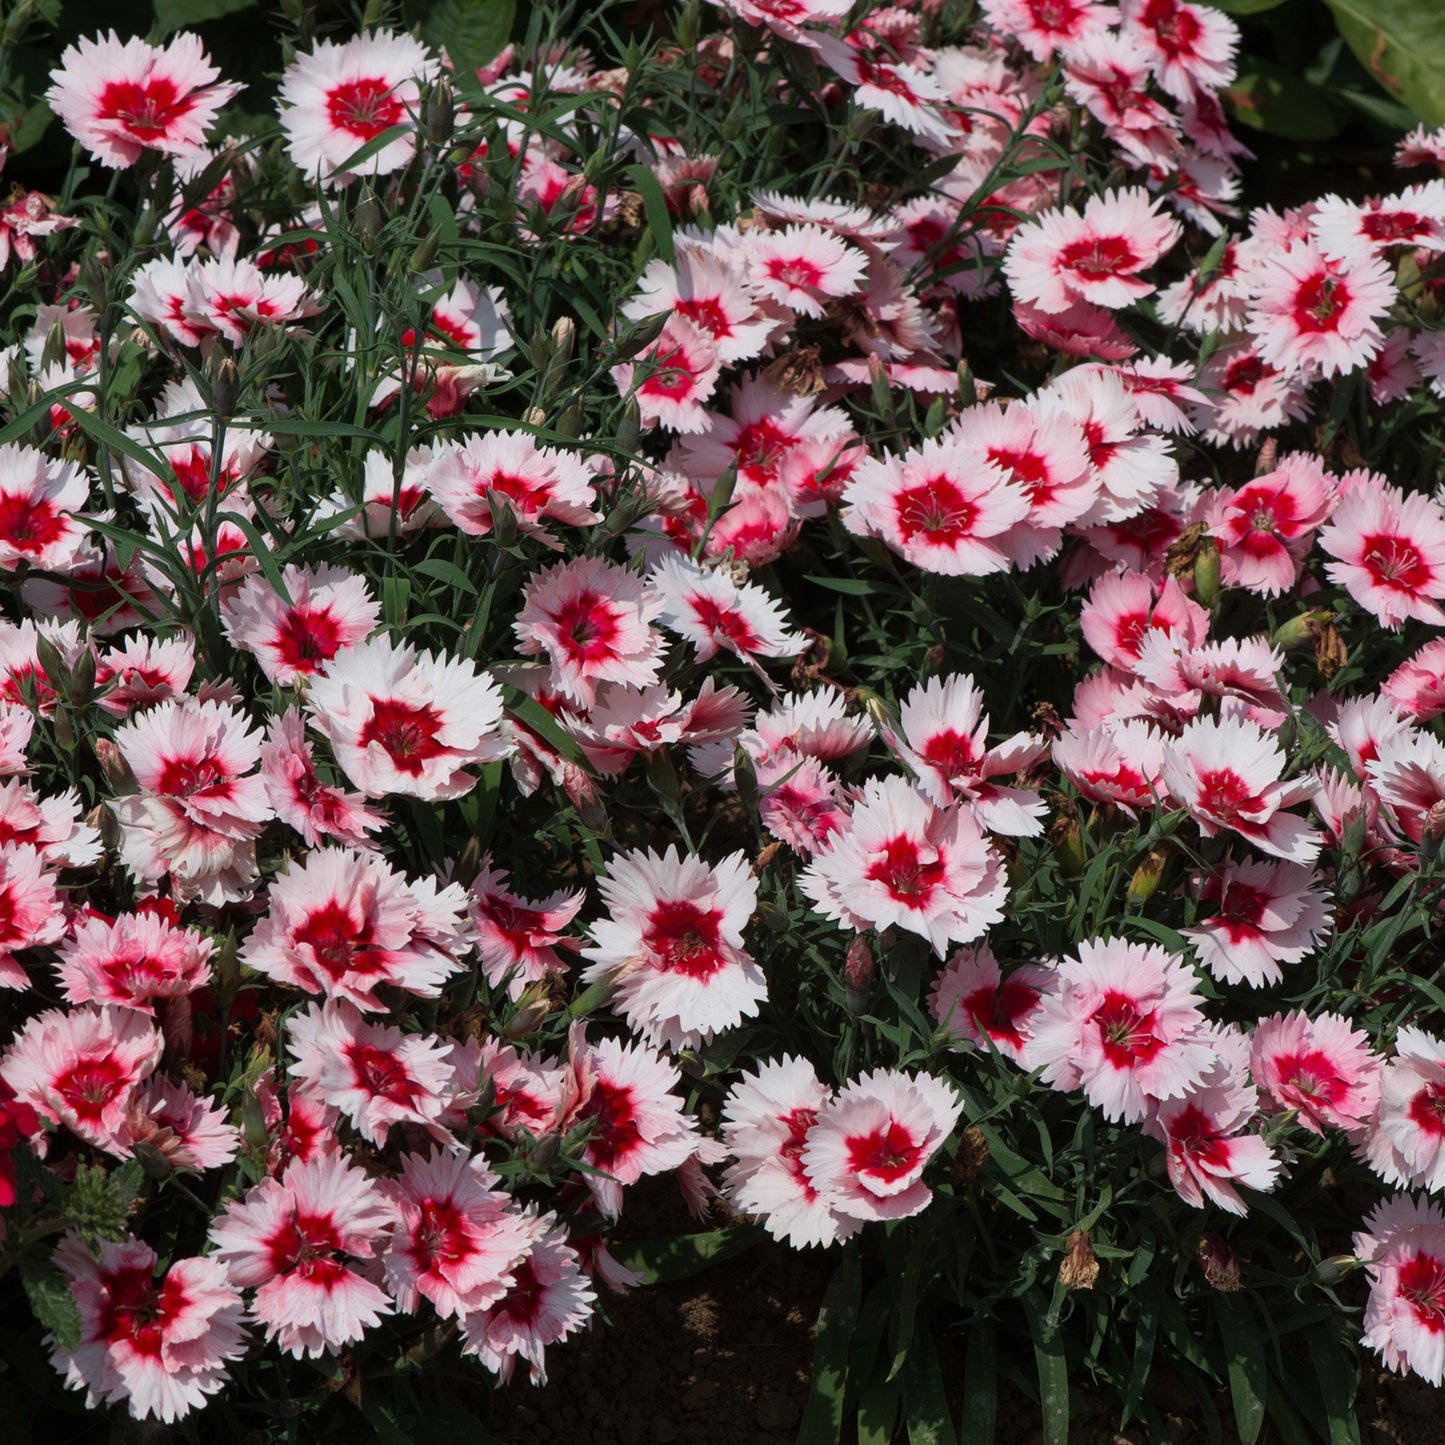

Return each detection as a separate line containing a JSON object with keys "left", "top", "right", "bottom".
{"left": 624, "top": 163, "right": 677, "bottom": 266}
{"left": 797, "top": 1250, "right": 863, "bottom": 1445}
{"left": 1306, "top": 1326, "right": 1361, "bottom": 1445}
{"left": 959, "top": 1320, "right": 997, "bottom": 1445}
{"left": 609, "top": 1226, "right": 763, "bottom": 1285}
{"left": 1214, "top": 1297, "right": 1266, "bottom": 1445}
{"left": 1322, "top": 0, "right": 1445, "bottom": 125}
{"left": 903, "top": 1327, "right": 957, "bottom": 1445}
{"left": 419, "top": 0, "right": 516, "bottom": 71}
{"left": 1022, "top": 1288, "right": 1069, "bottom": 1445}
{"left": 1122, "top": 1278, "right": 1160, "bottom": 1427}
{"left": 154, "top": 0, "right": 257, "bottom": 31}
{"left": 19, "top": 1260, "right": 82, "bottom": 1353}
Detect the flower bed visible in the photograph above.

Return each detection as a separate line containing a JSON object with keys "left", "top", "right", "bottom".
{"left": 0, "top": 0, "right": 1442, "bottom": 1440}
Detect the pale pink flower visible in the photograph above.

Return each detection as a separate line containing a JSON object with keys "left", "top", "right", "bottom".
{"left": 244, "top": 848, "right": 469, "bottom": 1009}
{"left": 813, "top": 31, "right": 950, "bottom": 143}
{"left": 612, "top": 315, "right": 721, "bottom": 433}
{"left": 1312, "top": 185, "right": 1445, "bottom": 260}
{"left": 1250, "top": 1011, "right": 1379, "bottom": 1134}
{"left": 287, "top": 999, "right": 455, "bottom": 1145}
{"left": 1193, "top": 339, "right": 1312, "bottom": 449}
{"left": 1143, "top": 1060, "right": 1278, "bottom": 1215}
{"left": 1397, "top": 125, "right": 1445, "bottom": 171}
{"left": 0, "top": 780, "right": 97, "bottom": 869}
{"left": 1183, "top": 858, "right": 1331, "bottom": 987}
{"left": 1329, "top": 693, "right": 1412, "bottom": 781}
{"left": 890, "top": 673, "right": 1048, "bottom": 835}
{"left": 460, "top": 1212, "right": 596, "bottom": 1385}
{"left": 621, "top": 250, "right": 774, "bottom": 365}
{"left": 119, "top": 1077, "right": 239, "bottom": 1173}
{"left": 0, "top": 843, "right": 63, "bottom": 987}
{"left": 382, "top": 1150, "right": 534, "bottom": 1319}
{"left": 1246, "top": 237, "right": 1395, "bottom": 379}
{"left": 1119, "top": 0, "right": 1238, "bottom": 99}
{"left": 1161, "top": 714, "right": 1321, "bottom": 863}
{"left": 929, "top": 944, "right": 1055, "bottom": 1066}
{"left": 747, "top": 224, "right": 868, "bottom": 318}
{"left": 306, "top": 635, "right": 509, "bottom": 801}
{"left": 56, "top": 910, "right": 213, "bottom": 1013}
{"left": 0, "top": 443, "right": 88, "bottom": 573}
{"left": 647, "top": 552, "right": 805, "bottom": 666}
{"left": 128, "top": 256, "right": 211, "bottom": 348}
{"left": 802, "top": 1068, "right": 962, "bottom": 1222}
{"left": 0, "top": 1005, "right": 162, "bottom": 1151}
{"left": 1354, "top": 1195, "right": 1445, "bottom": 1386}
{"left": 1079, "top": 570, "right": 1207, "bottom": 671}
{"left": 1053, "top": 719, "right": 1168, "bottom": 818}
{"left": 470, "top": 856, "right": 584, "bottom": 998}
{"left": 279, "top": 29, "right": 437, "bottom": 182}
{"left": 799, "top": 774, "right": 1008, "bottom": 957}
{"left": 979, "top": 0, "right": 1115, "bottom": 60}
{"left": 1027, "top": 938, "right": 1212, "bottom": 1124}
{"left": 209, "top": 1152, "right": 394, "bottom": 1358}
{"left": 1363, "top": 1029, "right": 1445, "bottom": 1192}
{"left": 425, "top": 432, "right": 599, "bottom": 543}
{"left": 221, "top": 564, "right": 379, "bottom": 686}
{"left": 49, "top": 1234, "right": 247, "bottom": 1422}
{"left": 842, "top": 436, "right": 1029, "bottom": 577}
{"left": 46, "top": 30, "right": 241, "bottom": 169}
{"left": 1004, "top": 188, "right": 1181, "bottom": 316}
{"left": 112, "top": 697, "right": 271, "bottom": 904}
{"left": 1386, "top": 640, "right": 1445, "bottom": 720}
{"left": 1210, "top": 452, "right": 1332, "bottom": 596}
{"left": 514, "top": 556, "right": 664, "bottom": 709}
{"left": 704, "top": 0, "right": 851, "bottom": 48}
{"left": 186, "top": 257, "right": 317, "bottom": 346}
{"left": 1319, "top": 483, "right": 1445, "bottom": 629}
{"left": 721, "top": 1056, "right": 860, "bottom": 1249}
{"left": 568, "top": 678, "right": 748, "bottom": 778}
{"left": 755, "top": 751, "right": 851, "bottom": 855}
{"left": 582, "top": 846, "right": 765, "bottom": 1051}
{"left": 477, "top": 1038, "right": 567, "bottom": 1141}
{"left": 260, "top": 708, "right": 386, "bottom": 850}
{"left": 564, "top": 1032, "right": 700, "bottom": 1218}
{"left": 95, "top": 636, "right": 195, "bottom": 718}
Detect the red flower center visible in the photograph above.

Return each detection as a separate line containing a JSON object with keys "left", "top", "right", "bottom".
{"left": 896, "top": 475, "right": 977, "bottom": 543}
{"left": 768, "top": 256, "right": 824, "bottom": 291}
{"left": 1140, "top": 0, "right": 1202, "bottom": 56}
{"left": 677, "top": 296, "right": 731, "bottom": 339}
{"left": 551, "top": 591, "right": 622, "bottom": 665}
{"left": 360, "top": 697, "right": 446, "bottom": 774}
{"left": 582, "top": 1079, "right": 640, "bottom": 1169}
{"left": 1093, "top": 990, "right": 1164, "bottom": 1067}
{"left": 1401, "top": 1252, "right": 1445, "bottom": 1332}
{"left": 847, "top": 1119, "right": 923, "bottom": 1182}
{"left": 349, "top": 1042, "right": 419, "bottom": 1102}
{"left": 1408, "top": 1081, "right": 1445, "bottom": 1139}
{"left": 297, "top": 901, "right": 383, "bottom": 980}
{"left": 866, "top": 834, "right": 942, "bottom": 906}
{"left": 274, "top": 606, "right": 345, "bottom": 674}
{"left": 1272, "top": 1048, "right": 1348, "bottom": 1106}
{"left": 1360, "top": 533, "right": 1428, "bottom": 590}
{"left": 326, "top": 78, "right": 404, "bottom": 140}
{"left": 269, "top": 1211, "right": 344, "bottom": 1275}
{"left": 921, "top": 727, "right": 981, "bottom": 782}
{"left": 97, "top": 76, "right": 196, "bottom": 140}
{"left": 155, "top": 754, "right": 225, "bottom": 798}
{"left": 1292, "top": 272, "right": 1350, "bottom": 333}
{"left": 1361, "top": 209, "right": 1428, "bottom": 244}
{"left": 55, "top": 1055, "right": 129, "bottom": 1125}
{"left": 1059, "top": 235, "right": 1139, "bottom": 279}
{"left": 97, "top": 1263, "right": 176, "bottom": 1356}
{"left": 645, "top": 898, "right": 728, "bottom": 979}
{"left": 0, "top": 493, "right": 63, "bottom": 552}
{"left": 1193, "top": 767, "right": 1255, "bottom": 822}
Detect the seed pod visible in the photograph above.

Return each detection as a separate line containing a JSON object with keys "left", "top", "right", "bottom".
{"left": 211, "top": 356, "right": 240, "bottom": 419}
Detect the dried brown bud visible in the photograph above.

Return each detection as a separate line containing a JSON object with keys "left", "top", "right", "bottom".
{"left": 1164, "top": 521, "right": 1208, "bottom": 580}
{"left": 1059, "top": 1230, "right": 1100, "bottom": 1290}
{"left": 1311, "top": 618, "right": 1348, "bottom": 680}
{"left": 951, "top": 1125, "right": 990, "bottom": 1186}
{"left": 761, "top": 344, "right": 825, "bottom": 397}
{"left": 1197, "top": 1232, "right": 1242, "bottom": 1291}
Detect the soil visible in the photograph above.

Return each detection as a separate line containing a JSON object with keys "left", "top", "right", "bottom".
{"left": 486, "top": 1181, "right": 1445, "bottom": 1445}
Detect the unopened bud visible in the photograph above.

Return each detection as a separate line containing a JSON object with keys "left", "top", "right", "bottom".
{"left": 425, "top": 79, "right": 455, "bottom": 147}
{"left": 505, "top": 985, "right": 556, "bottom": 1040}
{"left": 211, "top": 356, "right": 239, "bottom": 419}
{"left": 410, "top": 229, "right": 441, "bottom": 273}
{"left": 1, "top": 0, "right": 36, "bottom": 49}
{"left": 675, "top": 0, "right": 700, "bottom": 47}
{"left": 1050, "top": 812, "right": 1085, "bottom": 876}
{"left": 67, "top": 646, "right": 96, "bottom": 709}
{"left": 1313, "top": 1254, "right": 1358, "bottom": 1285}
{"left": 1273, "top": 609, "right": 1334, "bottom": 651}
{"left": 1059, "top": 1230, "right": 1100, "bottom": 1290}
{"left": 52, "top": 708, "right": 75, "bottom": 753}
{"left": 131, "top": 1140, "right": 173, "bottom": 1180}
{"left": 1193, "top": 535, "right": 1220, "bottom": 607}
{"left": 33, "top": 632, "right": 68, "bottom": 693}
{"left": 528, "top": 1132, "right": 560, "bottom": 1172}
{"left": 240, "top": 1088, "right": 269, "bottom": 1152}
{"left": 616, "top": 397, "right": 641, "bottom": 456}
{"left": 553, "top": 397, "right": 585, "bottom": 437}
{"left": 645, "top": 747, "right": 681, "bottom": 806}
{"left": 80, "top": 251, "right": 108, "bottom": 311}
{"left": 1126, "top": 844, "right": 1170, "bottom": 907}
{"left": 485, "top": 488, "right": 518, "bottom": 548}
{"left": 40, "top": 316, "right": 67, "bottom": 372}
{"left": 844, "top": 934, "right": 874, "bottom": 1014}
{"left": 354, "top": 186, "right": 382, "bottom": 252}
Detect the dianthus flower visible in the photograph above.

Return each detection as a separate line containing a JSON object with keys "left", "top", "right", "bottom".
{"left": 49, "top": 1234, "right": 248, "bottom": 1422}
{"left": 646, "top": 552, "right": 805, "bottom": 666}
{"left": 1354, "top": 1195, "right": 1445, "bottom": 1386}
{"left": 55, "top": 910, "right": 213, "bottom": 1013}
{"left": 1319, "top": 482, "right": 1445, "bottom": 629}
{"left": 46, "top": 31, "right": 241, "bottom": 169}
{"left": 1362, "top": 1029, "right": 1445, "bottom": 1192}
{"left": 929, "top": 944, "right": 1055, "bottom": 1067}
{"left": 1250, "top": 1011, "right": 1380, "bottom": 1134}
{"left": 306, "top": 635, "right": 510, "bottom": 801}
{"left": 470, "top": 856, "right": 584, "bottom": 999}
{"left": 0, "top": 443, "right": 89, "bottom": 573}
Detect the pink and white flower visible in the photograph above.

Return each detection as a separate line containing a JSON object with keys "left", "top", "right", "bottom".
{"left": 279, "top": 29, "right": 438, "bottom": 183}
{"left": 221, "top": 565, "right": 379, "bottom": 686}
{"left": 1027, "top": 938, "right": 1212, "bottom": 1124}
{"left": 0, "top": 443, "right": 89, "bottom": 573}
{"left": 1354, "top": 1194, "right": 1445, "bottom": 1386}
{"left": 800, "top": 774, "right": 1008, "bottom": 956}
{"left": 208, "top": 1152, "right": 394, "bottom": 1358}
{"left": 470, "top": 857, "right": 584, "bottom": 998}
{"left": 56, "top": 910, "right": 214, "bottom": 1013}
{"left": 1319, "top": 482, "right": 1445, "bottom": 629}
{"left": 1183, "top": 858, "right": 1331, "bottom": 987}
{"left": 1250, "top": 1011, "right": 1379, "bottom": 1134}
{"left": 1363, "top": 1029, "right": 1445, "bottom": 1192}
{"left": 260, "top": 708, "right": 387, "bottom": 850}
{"left": 1161, "top": 715, "right": 1321, "bottom": 863}
{"left": 721, "top": 1056, "right": 860, "bottom": 1249}
{"left": 46, "top": 31, "right": 241, "bottom": 170}
{"left": 929, "top": 944, "right": 1055, "bottom": 1066}
{"left": 801, "top": 1068, "right": 962, "bottom": 1222}
{"left": 514, "top": 556, "right": 664, "bottom": 709}
{"left": 306, "top": 635, "right": 510, "bottom": 801}
{"left": 647, "top": 552, "right": 805, "bottom": 666}
{"left": 49, "top": 1234, "right": 247, "bottom": 1422}
{"left": 747, "top": 224, "right": 868, "bottom": 318}
{"left": 582, "top": 846, "right": 765, "bottom": 1051}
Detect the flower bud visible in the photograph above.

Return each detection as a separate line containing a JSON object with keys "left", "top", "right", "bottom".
{"left": 211, "top": 355, "right": 240, "bottom": 419}
{"left": 1, "top": 0, "right": 36, "bottom": 49}
{"left": 425, "top": 79, "right": 455, "bottom": 147}
{"left": 410, "top": 229, "right": 442, "bottom": 273}
{"left": 131, "top": 1140, "right": 173, "bottom": 1180}
{"left": 505, "top": 984, "right": 557, "bottom": 1040}
{"left": 1197, "top": 1233, "right": 1242, "bottom": 1292}
{"left": 844, "top": 934, "right": 874, "bottom": 1013}
{"left": 1193, "top": 534, "right": 1220, "bottom": 608}
{"left": 1312, "top": 1254, "right": 1358, "bottom": 1285}
{"left": 67, "top": 645, "right": 96, "bottom": 709}
{"left": 80, "top": 250, "right": 108, "bottom": 311}
{"left": 1126, "top": 844, "right": 1170, "bottom": 907}
{"left": 354, "top": 186, "right": 382, "bottom": 253}
{"left": 40, "top": 316, "right": 67, "bottom": 372}
{"left": 95, "top": 737, "right": 137, "bottom": 794}
{"left": 1049, "top": 810, "right": 1085, "bottom": 876}
{"left": 1272, "top": 609, "right": 1334, "bottom": 651}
